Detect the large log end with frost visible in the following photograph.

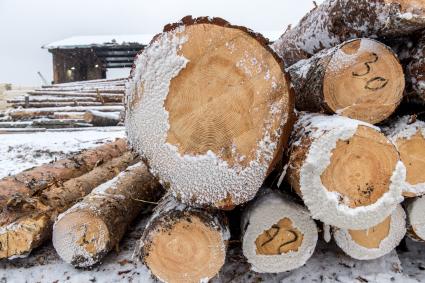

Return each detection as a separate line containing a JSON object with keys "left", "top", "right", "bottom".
{"left": 126, "top": 16, "right": 294, "bottom": 208}
{"left": 241, "top": 190, "right": 318, "bottom": 273}
{"left": 406, "top": 196, "right": 425, "bottom": 241}
{"left": 384, "top": 116, "right": 425, "bottom": 197}
{"left": 136, "top": 195, "right": 229, "bottom": 283}
{"left": 286, "top": 113, "right": 405, "bottom": 229}
{"left": 288, "top": 38, "right": 404, "bottom": 124}
{"left": 333, "top": 205, "right": 406, "bottom": 260}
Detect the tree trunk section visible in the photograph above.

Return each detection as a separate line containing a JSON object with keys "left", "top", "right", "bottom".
{"left": 285, "top": 112, "right": 405, "bottom": 229}
{"left": 84, "top": 110, "right": 120, "bottom": 127}
{"left": 136, "top": 194, "right": 229, "bottom": 283}
{"left": 272, "top": 0, "right": 425, "bottom": 66}
{"left": 0, "top": 152, "right": 136, "bottom": 259}
{"left": 288, "top": 38, "right": 404, "bottom": 124}
{"left": 383, "top": 116, "right": 425, "bottom": 197}
{"left": 406, "top": 196, "right": 425, "bottom": 242}
{"left": 52, "top": 162, "right": 163, "bottom": 267}
{"left": 406, "top": 33, "right": 425, "bottom": 104}
{"left": 333, "top": 205, "right": 406, "bottom": 260}
{"left": 241, "top": 189, "right": 317, "bottom": 273}
{"left": 8, "top": 106, "right": 124, "bottom": 120}
{"left": 126, "top": 16, "right": 294, "bottom": 208}
{"left": 0, "top": 138, "right": 128, "bottom": 208}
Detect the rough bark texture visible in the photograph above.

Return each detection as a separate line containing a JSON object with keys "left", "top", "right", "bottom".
{"left": 136, "top": 194, "right": 229, "bottom": 283}
{"left": 284, "top": 112, "right": 404, "bottom": 229}
{"left": 0, "top": 152, "right": 136, "bottom": 259}
{"left": 84, "top": 110, "right": 120, "bottom": 127}
{"left": 52, "top": 162, "right": 163, "bottom": 267}
{"left": 0, "top": 138, "right": 128, "bottom": 208}
{"left": 272, "top": 0, "right": 425, "bottom": 66}
{"left": 407, "top": 33, "right": 425, "bottom": 104}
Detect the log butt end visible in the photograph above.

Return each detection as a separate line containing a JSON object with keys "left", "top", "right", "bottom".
{"left": 53, "top": 211, "right": 110, "bottom": 268}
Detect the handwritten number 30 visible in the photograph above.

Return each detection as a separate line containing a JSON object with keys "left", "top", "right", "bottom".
{"left": 352, "top": 52, "right": 388, "bottom": 91}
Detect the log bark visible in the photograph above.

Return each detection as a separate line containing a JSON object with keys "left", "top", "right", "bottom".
{"left": 53, "top": 162, "right": 163, "bottom": 267}
{"left": 26, "top": 91, "right": 123, "bottom": 102}
{"left": 406, "top": 33, "right": 425, "bottom": 104}
{"left": 0, "top": 152, "right": 136, "bottom": 259}
{"left": 406, "top": 196, "right": 425, "bottom": 242}
{"left": 333, "top": 205, "right": 406, "bottom": 260}
{"left": 136, "top": 194, "right": 229, "bottom": 282}
{"left": 383, "top": 116, "right": 425, "bottom": 197}
{"left": 272, "top": 0, "right": 425, "bottom": 66}
{"left": 241, "top": 189, "right": 317, "bottom": 273}
{"left": 84, "top": 110, "right": 120, "bottom": 127}
{"left": 126, "top": 16, "right": 294, "bottom": 208}
{"left": 10, "top": 101, "right": 112, "bottom": 108}
{"left": 0, "top": 138, "right": 128, "bottom": 208}
{"left": 284, "top": 112, "right": 405, "bottom": 229}
{"left": 288, "top": 38, "right": 404, "bottom": 124}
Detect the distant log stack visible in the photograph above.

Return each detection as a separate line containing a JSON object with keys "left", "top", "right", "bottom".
{"left": 288, "top": 38, "right": 404, "bottom": 124}
{"left": 126, "top": 16, "right": 294, "bottom": 208}
{"left": 272, "top": 0, "right": 425, "bottom": 66}
{"left": 0, "top": 152, "right": 135, "bottom": 259}
{"left": 383, "top": 116, "right": 425, "bottom": 197}
{"left": 0, "top": 138, "right": 128, "bottom": 209}
{"left": 406, "top": 196, "right": 425, "bottom": 242}
{"left": 333, "top": 205, "right": 406, "bottom": 260}
{"left": 136, "top": 195, "right": 229, "bottom": 283}
{"left": 285, "top": 113, "right": 405, "bottom": 229}
{"left": 241, "top": 190, "right": 318, "bottom": 273}
{"left": 53, "top": 162, "right": 163, "bottom": 267}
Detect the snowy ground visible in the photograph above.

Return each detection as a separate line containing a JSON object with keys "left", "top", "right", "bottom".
{"left": 1, "top": 129, "right": 425, "bottom": 283}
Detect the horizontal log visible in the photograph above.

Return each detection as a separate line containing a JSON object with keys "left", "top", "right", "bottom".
{"left": 42, "top": 78, "right": 127, "bottom": 88}
{"left": 7, "top": 96, "right": 98, "bottom": 103}
{"left": 9, "top": 106, "right": 124, "bottom": 120}
{"left": 0, "top": 126, "right": 124, "bottom": 134}
{"left": 11, "top": 102, "right": 115, "bottom": 108}
{"left": 84, "top": 110, "right": 120, "bottom": 126}
{"left": 26, "top": 91, "right": 122, "bottom": 102}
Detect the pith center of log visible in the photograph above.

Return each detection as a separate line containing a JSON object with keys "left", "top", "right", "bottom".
{"left": 255, "top": 218, "right": 303, "bottom": 255}
{"left": 320, "top": 126, "right": 398, "bottom": 208}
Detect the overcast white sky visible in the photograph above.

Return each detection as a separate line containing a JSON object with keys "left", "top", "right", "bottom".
{"left": 0, "top": 0, "right": 322, "bottom": 86}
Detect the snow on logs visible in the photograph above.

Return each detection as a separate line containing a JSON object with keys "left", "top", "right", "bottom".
{"left": 53, "top": 162, "right": 163, "bottom": 267}
{"left": 287, "top": 38, "right": 404, "bottom": 124}
{"left": 406, "top": 196, "right": 425, "bottom": 242}
{"left": 126, "top": 16, "right": 294, "bottom": 208}
{"left": 0, "top": 138, "right": 128, "bottom": 208}
{"left": 241, "top": 190, "right": 318, "bottom": 273}
{"left": 136, "top": 194, "right": 229, "bottom": 283}
{"left": 0, "top": 152, "right": 136, "bottom": 259}
{"left": 333, "top": 205, "right": 406, "bottom": 260}
{"left": 285, "top": 113, "right": 405, "bottom": 229}
{"left": 272, "top": 0, "right": 425, "bottom": 66}
{"left": 383, "top": 116, "right": 425, "bottom": 197}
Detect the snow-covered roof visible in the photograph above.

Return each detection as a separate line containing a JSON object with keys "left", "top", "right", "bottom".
{"left": 43, "top": 31, "right": 281, "bottom": 50}
{"left": 43, "top": 34, "right": 155, "bottom": 49}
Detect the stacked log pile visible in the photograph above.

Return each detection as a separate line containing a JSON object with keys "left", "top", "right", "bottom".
{"left": 2, "top": 2, "right": 425, "bottom": 281}
{"left": 0, "top": 78, "right": 126, "bottom": 132}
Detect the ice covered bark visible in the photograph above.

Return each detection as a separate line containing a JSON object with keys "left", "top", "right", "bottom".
{"left": 241, "top": 189, "right": 318, "bottom": 273}
{"left": 272, "top": 0, "right": 425, "bottom": 66}
{"left": 333, "top": 205, "right": 406, "bottom": 260}
{"left": 126, "top": 16, "right": 294, "bottom": 209}
{"left": 285, "top": 112, "right": 405, "bottom": 229}
{"left": 288, "top": 38, "right": 404, "bottom": 124}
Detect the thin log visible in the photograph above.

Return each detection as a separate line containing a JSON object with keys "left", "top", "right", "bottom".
{"left": 84, "top": 110, "right": 120, "bottom": 127}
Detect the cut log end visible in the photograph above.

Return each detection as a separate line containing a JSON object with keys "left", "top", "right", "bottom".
{"left": 320, "top": 125, "right": 399, "bottom": 208}
{"left": 286, "top": 113, "right": 404, "bottom": 229}
{"left": 333, "top": 205, "right": 406, "bottom": 260}
{"left": 144, "top": 216, "right": 226, "bottom": 283}
{"left": 53, "top": 211, "right": 110, "bottom": 267}
{"left": 126, "top": 17, "right": 294, "bottom": 208}
{"left": 407, "top": 196, "right": 425, "bottom": 241}
{"left": 323, "top": 39, "right": 404, "bottom": 124}
{"left": 242, "top": 191, "right": 317, "bottom": 273}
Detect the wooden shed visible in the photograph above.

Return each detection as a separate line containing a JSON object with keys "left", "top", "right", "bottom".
{"left": 43, "top": 35, "right": 153, "bottom": 84}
